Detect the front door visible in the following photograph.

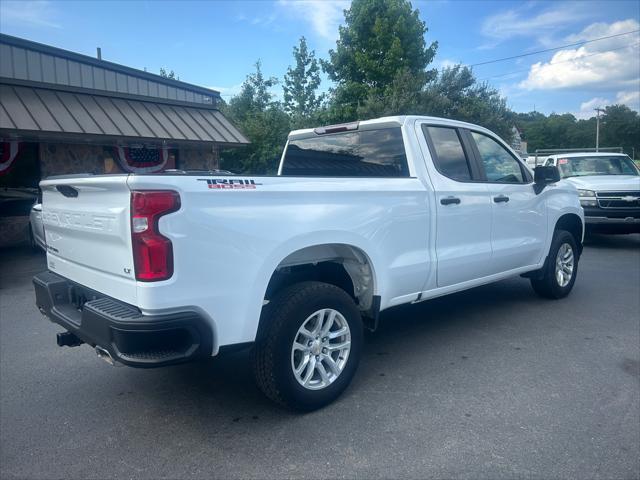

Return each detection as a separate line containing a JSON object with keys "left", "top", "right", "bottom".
{"left": 468, "top": 130, "right": 547, "bottom": 273}
{"left": 418, "top": 123, "right": 494, "bottom": 288}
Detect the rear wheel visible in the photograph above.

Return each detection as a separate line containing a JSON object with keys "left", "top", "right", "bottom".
{"left": 531, "top": 229, "right": 579, "bottom": 299}
{"left": 253, "top": 281, "right": 363, "bottom": 411}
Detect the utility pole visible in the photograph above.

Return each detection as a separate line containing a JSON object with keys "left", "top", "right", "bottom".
{"left": 594, "top": 107, "right": 605, "bottom": 152}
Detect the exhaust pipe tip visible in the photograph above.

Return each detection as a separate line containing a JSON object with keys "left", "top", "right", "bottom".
{"left": 95, "top": 346, "right": 116, "bottom": 366}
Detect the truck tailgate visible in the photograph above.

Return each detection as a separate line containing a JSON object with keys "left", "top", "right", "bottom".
{"left": 40, "top": 175, "right": 137, "bottom": 305}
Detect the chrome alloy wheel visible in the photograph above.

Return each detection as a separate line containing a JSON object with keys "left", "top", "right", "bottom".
{"left": 290, "top": 308, "right": 351, "bottom": 390}
{"left": 555, "top": 243, "right": 574, "bottom": 287}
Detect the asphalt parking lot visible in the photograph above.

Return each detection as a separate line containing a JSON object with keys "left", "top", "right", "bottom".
{"left": 1, "top": 234, "right": 639, "bottom": 480}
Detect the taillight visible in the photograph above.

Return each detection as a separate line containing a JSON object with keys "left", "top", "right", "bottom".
{"left": 130, "top": 190, "right": 180, "bottom": 281}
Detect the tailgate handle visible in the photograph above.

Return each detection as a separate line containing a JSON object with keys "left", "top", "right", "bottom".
{"left": 56, "top": 185, "right": 79, "bottom": 198}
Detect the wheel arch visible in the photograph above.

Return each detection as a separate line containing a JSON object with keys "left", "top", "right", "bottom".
{"left": 256, "top": 243, "right": 378, "bottom": 341}
{"left": 555, "top": 213, "right": 584, "bottom": 256}
{"left": 264, "top": 243, "right": 377, "bottom": 308}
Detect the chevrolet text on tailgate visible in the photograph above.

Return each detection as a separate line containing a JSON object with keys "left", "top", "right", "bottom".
{"left": 34, "top": 116, "right": 584, "bottom": 411}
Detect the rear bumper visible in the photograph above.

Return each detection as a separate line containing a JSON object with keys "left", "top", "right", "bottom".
{"left": 33, "top": 271, "right": 213, "bottom": 367}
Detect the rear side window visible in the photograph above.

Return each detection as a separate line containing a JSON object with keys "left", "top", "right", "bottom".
{"left": 423, "top": 126, "right": 472, "bottom": 181}
{"left": 281, "top": 128, "right": 409, "bottom": 177}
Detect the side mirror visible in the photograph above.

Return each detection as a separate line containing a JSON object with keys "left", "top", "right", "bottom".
{"left": 533, "top": 166, "right": 560, "bottom": 193}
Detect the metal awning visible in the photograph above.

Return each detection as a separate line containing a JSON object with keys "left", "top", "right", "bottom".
{"left": 0, "top": 84, "right": 249, "bottom": 146}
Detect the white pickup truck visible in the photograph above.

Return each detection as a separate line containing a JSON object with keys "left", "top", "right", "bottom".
{"left": 34, "top": 116, "right": 584, "bottom": 410}
{"left": 542, "top": 152, "right": 640, "bottom": 234}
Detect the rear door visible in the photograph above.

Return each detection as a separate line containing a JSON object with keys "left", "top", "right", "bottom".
{"left": 467, "top": 130, "right": 547, "bottom": 272}
{"left": 41, "top": 175, "right": 137, "bottom": 304}
{"left": 418, "top": 123, "right": 493, "bottom": 288}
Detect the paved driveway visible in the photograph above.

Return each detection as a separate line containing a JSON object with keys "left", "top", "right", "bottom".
{"left": 1, "top": 234, "right": 639, "bottom": 479}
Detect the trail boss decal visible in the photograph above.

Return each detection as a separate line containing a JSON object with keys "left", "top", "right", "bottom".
{"left": 198, "top": 178, "right": 262, "bottom": 189}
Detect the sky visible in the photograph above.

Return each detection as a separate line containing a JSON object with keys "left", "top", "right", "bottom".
{"left": 1, "top": 0, "right": 639, "bottom": 119}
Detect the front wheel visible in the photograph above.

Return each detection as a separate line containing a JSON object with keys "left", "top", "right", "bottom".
{"left": 253, "top": 281, "right": 363, "bottom": 411}
{"left": 531, "top": 229, "right": 579, "bottom": 299}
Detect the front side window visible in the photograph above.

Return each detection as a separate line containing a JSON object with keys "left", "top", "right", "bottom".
{"left": 556, "top": 155, "right": 639, "bottom": 178}
{"left": 423, "top": 126, "right": 472, "bottom": 181}
{"left": 471, "top": 131, "right": 525, "bottom": 183}
{"left": 281, "top": 128, "right": 409, "bottom": 177}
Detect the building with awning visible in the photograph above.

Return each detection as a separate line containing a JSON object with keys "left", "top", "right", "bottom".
{"left": 0, "top": 33, "right": 249, "bottom": 247}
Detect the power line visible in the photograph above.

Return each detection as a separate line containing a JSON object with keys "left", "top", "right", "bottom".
{"left": 468, "top": 29, "right": 640, "bottom": 67}
{"left": 477, "top": 41, "right": 640, "bottom": 81}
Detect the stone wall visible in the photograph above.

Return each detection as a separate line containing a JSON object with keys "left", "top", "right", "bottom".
{"left": 40, "top": 143, "right": 108, "bottom": 177}
{"left": 177, "top": 145, "right": 220, "bottom": 171}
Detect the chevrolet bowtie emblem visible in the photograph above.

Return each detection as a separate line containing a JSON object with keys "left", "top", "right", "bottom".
{"left": 621, "top": 196, "right": 638, "bottom": 202}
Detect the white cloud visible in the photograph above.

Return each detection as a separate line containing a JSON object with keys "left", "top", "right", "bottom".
{"left": 565, "top": 19, "right": 640, "bottom": 51}
{"left": 236, "top": 12, "right": 278, "bottom": 28}
{"left": 435, "top": 58, "right": 459, "bottom": 69}
{"left": 207, "top": 82, "right": 282, "bottom": 101}
{"left": 207, "top": 83, "right": 244, "bottom": 98}
{"left": 480, "top": 3, "right": 591, "bottom": 48}
{"left": 0, "top": 0, "right": 61, "bottom": 29}
{"left": 616, "top": 90, "right": 640, "bottom": 110}
{"left": 575, "top": 96, "right": 610, "bottom": 119}
{"left": 572, "top": 89, "right": 639, "bottom": 119}
{"left": 278, "top": 0, "right": 349, "bottom": 41}
{"left": 518, "top": 19, "right": 640, "bottom": 90}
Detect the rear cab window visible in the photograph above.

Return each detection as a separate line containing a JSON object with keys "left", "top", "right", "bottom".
{"left": 280, "top": 127, "right": 409, "bottom": 177}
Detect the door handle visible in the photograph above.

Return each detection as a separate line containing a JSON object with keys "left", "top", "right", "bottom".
{"left": 440, "top": 196, "right": 461, "bottom": 205}
{"left": 493, "top": 195, "right": 510, "bottom": 203}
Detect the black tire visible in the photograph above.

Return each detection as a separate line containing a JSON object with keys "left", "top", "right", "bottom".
{"left": 253, "top": 281, "right": 363, "bottom": 411}
{"left": 531, "top": 229, "right": 579, "bottom": 299}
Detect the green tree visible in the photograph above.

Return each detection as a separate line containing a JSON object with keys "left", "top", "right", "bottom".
{"left": 514, "top": 105, "right": 639, "bottom": 159}
{"left": 220, "top": 61, "right": 290, "bottom": 174}
{"left": 420, "top": 66, "right": 512, "bottom": 139}
{"left": 159, "top": 67, "right": 179, "bottom": 80}
{"left": 323, "top": 0, "right": 437, "bottom": 121}
{"left": 600, "top": 104, "right": 640, "bottom": 158}
{"left": 355, "top": 66, "right": 424, "bottom": 118}
{"left": 283, "top": 37, "right": 324, "bottom": 127}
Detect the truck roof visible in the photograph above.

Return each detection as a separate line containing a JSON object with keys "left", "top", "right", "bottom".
{"left": 288, "top": 115, "right": 496, "bottom": 140}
